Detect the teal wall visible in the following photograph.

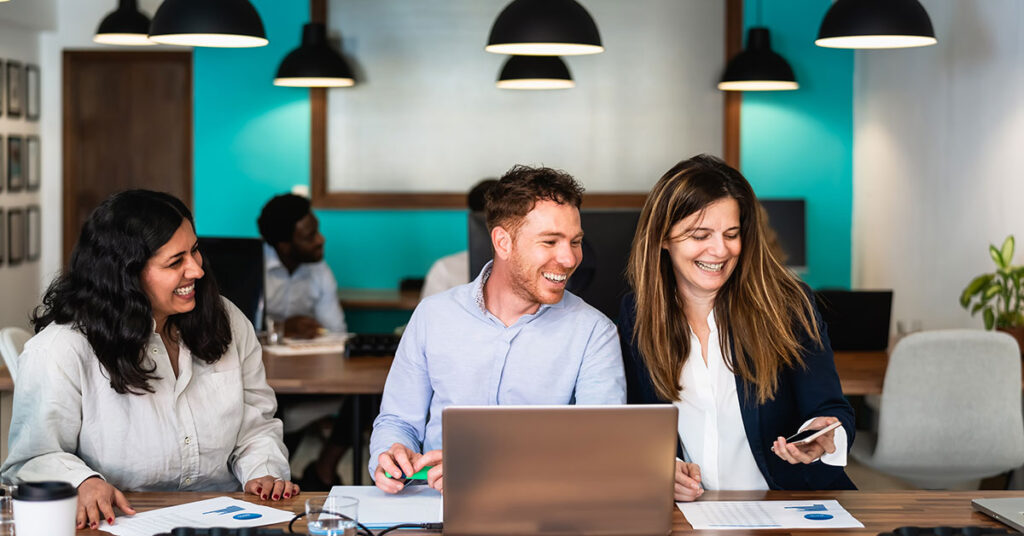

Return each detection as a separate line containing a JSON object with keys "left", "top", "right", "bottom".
{"left": 740, "top": 0, "right": 854, "bottom": 289}
{"left": 193, "top": 0, "right": 855, "bottom": 305}
{"left": 193, "top": 0, "right": 467, "bottom": 297}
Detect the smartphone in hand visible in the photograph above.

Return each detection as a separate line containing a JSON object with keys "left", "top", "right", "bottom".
{"left": 784, "top": 420, "right": 842, "bottom": 445}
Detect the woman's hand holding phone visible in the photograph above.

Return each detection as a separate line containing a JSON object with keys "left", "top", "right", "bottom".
{"left": 771, "top": 417, "right": 841, "bottom": 464}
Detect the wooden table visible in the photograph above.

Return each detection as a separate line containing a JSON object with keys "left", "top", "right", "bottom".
{"left": 832, "top": 350, "right": 1024, "bottom": 395}
{"left": 74, "top": 490, "right": 1022, "bottom": 535}
{"left": 338, "top": 288, "right": 420, "bottom": 311}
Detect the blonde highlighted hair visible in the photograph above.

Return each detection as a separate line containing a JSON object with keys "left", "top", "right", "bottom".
{"left": 626, "top": 155, "right": 822, "bottom": 404}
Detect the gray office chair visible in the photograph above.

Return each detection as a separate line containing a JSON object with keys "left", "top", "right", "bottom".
{"left": 851, "top": 329, "right": 1024, "bottom": 489}
{"left": 0, "top": 326, "right": 31, "bottom": 383}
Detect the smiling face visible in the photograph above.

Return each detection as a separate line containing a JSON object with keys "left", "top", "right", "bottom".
{"left": 664, "top": 197, "right": 742, "bottom": 303}
{"left": 288, "top": 213, "right": 325, "bottom": 263}
{"left": 502, "top": 200, "right": 584, "bottom": 306}
{"left": 140, "top": 220, "right": 205, "bottom": 329}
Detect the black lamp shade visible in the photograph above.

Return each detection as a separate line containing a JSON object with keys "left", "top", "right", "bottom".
{"left": 816, "top": 0, "right": 936, "bottom": 49}
{"left": 149, "top": 0, "right": 268, "bottom": 48}
{"left": 497, "top": 55, "right": 574, "bottom": 90}
{"left": 94, "top": 0, "right": 154, "bottom": 46}
{"left": 275, "top": 23, "right": 355, "bottom": 87}
{"left": 486, "top": 0, "right": 603, "bottom": 56}
{"left": 718, "top": 28, "right": 798, "bottom": 91}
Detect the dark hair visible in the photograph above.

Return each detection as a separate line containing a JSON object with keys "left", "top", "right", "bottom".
{"left": 33, "top": 190, "right": 232, "bottom": 395}
{"left": 484, "top": 165, "right": 584, "bottom": 235}
{"left": 627, "top": 154, "right": 820, "bottom": 404}
{"left": 467, "top": 179, "right": 498, "bottom": 212}
{"left": 257, "top": 194, "right": 311, "bottom": 246}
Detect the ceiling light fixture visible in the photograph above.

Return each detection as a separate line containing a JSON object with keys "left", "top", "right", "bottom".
{"left": 274, "top": 23, "right": 355, "bottom": 87}
{"left": 94, "top": 0, "right": 155, "bottom": 46}
{"left": 816, "top": 0, "right": 937, "bottom": 49}
{"left": 497, "top": 55, "right": 574, "bottom": 90}
{"left": 149, "top": 0, "right": 268, "bottom": 48}
{"left": 718, "top": 28, "right": 798, "bottom": 91}
{"left": 486, "top": 0, "right": 603, "bottom": 56}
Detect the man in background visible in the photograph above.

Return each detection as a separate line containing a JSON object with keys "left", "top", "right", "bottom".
{"left": 258, "top": 193, "right": 347, "bottom": 337}
{"left": 420, "top": 179, "right": 498, "bottom": 299}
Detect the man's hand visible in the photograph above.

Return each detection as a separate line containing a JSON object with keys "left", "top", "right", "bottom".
{"left": 77, "top": 476, "right": 135, "bottom": 530}
{"left": 244, "top": 476, "right": 300, "bottom": 501}
{"left": 373, "top": 443, "right": 420, "bottom": 494}
{"left": 772, "top": 416, "right": 840, "bottom": 464}
{"left": 417, "top": 449, "right": 444, "bottom": 494}
{"left": 284, "top": 315, "right": 322, "bottom": 339}
{"left": 673, "top": 460, "right": 703, "bottom": 502}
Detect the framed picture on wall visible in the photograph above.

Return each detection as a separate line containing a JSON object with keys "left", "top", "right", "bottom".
{"left": 26, "top": 204, "right": 39, "bottom": 262}
{"left": 26, "top": 64, "right": 39, "bottom": 121}
{"left": 8, "top": 207, "right": 23, "bottom": 265}
{"left": 6, "top": 61, "right": 22, "bottom": 118}
{"left": 7, "top": 136, "right": 23, "bottom": 191}
{"left": 26, "top": 135, "right": 39, "bottom": 191}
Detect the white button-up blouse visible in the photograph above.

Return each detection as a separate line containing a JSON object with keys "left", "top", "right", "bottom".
{"left": 0, "top": 299, "right": 290, "bottom": 491}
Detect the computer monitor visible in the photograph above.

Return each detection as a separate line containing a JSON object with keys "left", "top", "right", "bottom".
{"left": 814, "top": 289, "right": 894, "bottom": 351}
{"left": 197, "top": 237, "right": 265, "bottom": 329}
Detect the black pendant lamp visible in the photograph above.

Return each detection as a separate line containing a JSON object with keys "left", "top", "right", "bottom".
{"left": 149, "top": 0, "right": 268, "bottom": 48}
{"left": 275, "top": 23, "right": 355, "bottom": 87}
{"left": 718, "top": 28, "right": 798, "bottom": 91}
{"left": 816, "top": 0, "right": 936, "bottom": 49}
{"left": 497, "top": 56, "right": 574, "bottom": 90}
{"left": 94, "top": 0, "right": 154, "bottom": 46}
{"left": 486, "top": 0, "right": 603, "bottom": 56}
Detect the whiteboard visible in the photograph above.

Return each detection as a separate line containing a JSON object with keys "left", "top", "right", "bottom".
{"left": 326, "top": 0, "right": 725, "bottom": 194}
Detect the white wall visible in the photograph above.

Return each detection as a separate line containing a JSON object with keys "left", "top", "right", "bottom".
{"left": 0, "top": 18, "right": 42, "bottom": 331}
{"left": 852, "top": 0, "right": 1024, "bottom": 331}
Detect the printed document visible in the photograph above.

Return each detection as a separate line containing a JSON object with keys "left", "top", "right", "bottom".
{"left": 330, "top": 485, "right": 442, "bottom": 528}
{"left": 99, "top": 496, "right": 294, "bottom": 536}
{"left": 678, "top": 500, "right": 864, "bottom": 530}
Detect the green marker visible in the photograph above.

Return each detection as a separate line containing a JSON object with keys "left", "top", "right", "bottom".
{"left": 385, "top": 467, "right": 432, "bottom": 480}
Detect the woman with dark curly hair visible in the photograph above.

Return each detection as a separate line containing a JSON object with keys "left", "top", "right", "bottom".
{"left": 620, "top": 155, "right": 855, "bottom": 502}
{"left": 0, "top": 190, "right": 298, "bottom": 530}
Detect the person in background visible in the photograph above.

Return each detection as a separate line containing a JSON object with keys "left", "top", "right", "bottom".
{"left": 370, "top": 165, "right": 626, "bottom": 494}
{"left": 420, "top": 179, "right": 498, "bottom": 299}
{"left": 620, "top": 155, "right": 855, "bottom": 502}
{"left": 1, "top": 190, "right": 297, "bottom": 531}
{"left": 258, "top": 193, "right": 346, "bottom": 338}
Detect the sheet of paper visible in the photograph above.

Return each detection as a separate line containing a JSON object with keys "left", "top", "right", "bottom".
{"left": 264, "top": 334, "right": 350, "bottom": 356}
{"left": 99, "top": 496, "right": 295, "bottom": 536}
{"left": 678, "top": 500, "right": 864, "bottom": 530}
{"left": 330, "top": 485, "right": 442, "bottom": 528}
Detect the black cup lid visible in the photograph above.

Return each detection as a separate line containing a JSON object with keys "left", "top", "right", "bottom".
{"left": 12, "top": 481, "right": 77, "bottom": 501}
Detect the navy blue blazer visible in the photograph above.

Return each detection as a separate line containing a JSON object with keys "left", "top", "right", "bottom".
{"left": 618, "top": 292, "right": 856, "bottom": 491}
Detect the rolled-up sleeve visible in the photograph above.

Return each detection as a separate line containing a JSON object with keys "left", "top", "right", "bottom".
{"left": 1, "top": 342, "right": 100, "bottom": 488}
{"left": 228, "top": 316, "right": 290, "bottom": 484}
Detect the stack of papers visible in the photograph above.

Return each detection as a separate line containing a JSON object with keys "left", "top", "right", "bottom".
{"left": 264, "top": 334, "right": 351, "bottom": 355}
{"left": 99, "top": 497, "right": 295, "bottom": 536}
{"left": 329, "top": 485, "right": 442, "bottom": 529}
{"left": 678, "top": 500, "right": 864, "bottom": 530}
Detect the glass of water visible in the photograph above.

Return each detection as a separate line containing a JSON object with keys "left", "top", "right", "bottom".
{"left": 306, "top": 496, "right": 358, "bottom": 536}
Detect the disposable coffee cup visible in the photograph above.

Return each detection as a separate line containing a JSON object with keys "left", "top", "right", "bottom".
{"left": 12, "top": 481, "right": 77, "bottom": 536}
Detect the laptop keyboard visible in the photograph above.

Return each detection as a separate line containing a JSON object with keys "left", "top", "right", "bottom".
{"left": 878, "top": 527, "right": 1015, "bottom": 535}
{"left": 154, "top": 529, "right": 287, "bottom": 536}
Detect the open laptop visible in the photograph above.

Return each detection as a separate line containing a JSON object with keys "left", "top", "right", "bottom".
{"left": 971, "top": 497, "right": 1024, "bottom": 532}
{"left": 442, "top": 405, "right": 678, "bottom": 536}
{"left": 814, "top": 289, "right": 893, "bottom": 351}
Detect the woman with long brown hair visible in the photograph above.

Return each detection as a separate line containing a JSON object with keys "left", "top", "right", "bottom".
{"left": 620, "top": 155, "right": 854, "bottom": 501}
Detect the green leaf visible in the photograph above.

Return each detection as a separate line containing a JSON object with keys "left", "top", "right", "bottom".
{"left": 971, "top": 302, "right": 986, "bottom": 315}
{"left": 961, "top": 274, "right": 994, "bottom": 307}
{"left": 984, "top": 308, "right": 995, "bottom": 330}
{"left": 1001, "top": 235, "right": 1015, "bottom": 265}
{"left": 991, "top": 245, "right": 1007, "bottom": 269}
{"left": 983, "top": 283, "right": 1003, "bottom": 300}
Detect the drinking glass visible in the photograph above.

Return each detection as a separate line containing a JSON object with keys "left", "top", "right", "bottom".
{"left": 306, "top": 496, "right": 358, "bottom": 536}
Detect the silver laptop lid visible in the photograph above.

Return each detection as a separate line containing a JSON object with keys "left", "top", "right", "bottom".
{"left": 442, "top": 405, "right": 678, "bottom": 536}
{"left": 971, "top": 497, "right": 1024, "bottom": 532}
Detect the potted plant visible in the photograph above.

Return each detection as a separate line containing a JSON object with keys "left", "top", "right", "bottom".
{"left": 960, "top": 235, "right": 1024, "bottom": 353}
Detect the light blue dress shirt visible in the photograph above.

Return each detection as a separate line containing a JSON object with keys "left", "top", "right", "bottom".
{"left": 368, "top": 262, "right": 626, "bottom": 477}
{"left": 263, "top": 243, "right": 347, "bottom": 334}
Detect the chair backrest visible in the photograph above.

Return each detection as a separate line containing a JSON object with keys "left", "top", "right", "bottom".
{"left": 0, "top": 326, "right": 32, "bottom": 383}
{"left": 874, "top": 329, "right": 1024, "bottom": 476}
{"left": 197, "top": 237, "right": 265, "bottom": 329}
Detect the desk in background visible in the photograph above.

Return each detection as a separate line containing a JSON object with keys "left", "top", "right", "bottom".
{"left": 337, "top": 288, "right": 420, "bottom": 334}
{"left": 72, "top": 490, "right": 1022, "bottom": 535}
